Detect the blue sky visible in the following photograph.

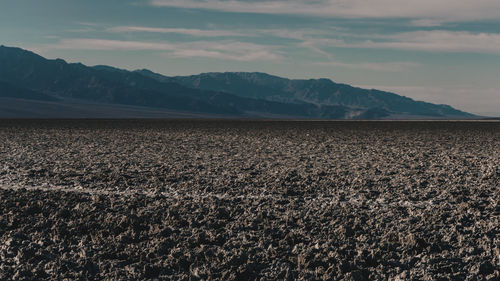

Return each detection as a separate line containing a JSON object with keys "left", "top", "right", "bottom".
{"left": 1, "top": 0, "right": 499, "bottom": 116}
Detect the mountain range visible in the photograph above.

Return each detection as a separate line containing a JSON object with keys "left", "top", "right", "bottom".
{"left": 0, "top": 45, "right": 475, "bottom": 119}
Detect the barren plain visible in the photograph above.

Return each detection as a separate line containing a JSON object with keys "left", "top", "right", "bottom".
{"left": 0, "top": 120, "right": 498, "bottom": 280}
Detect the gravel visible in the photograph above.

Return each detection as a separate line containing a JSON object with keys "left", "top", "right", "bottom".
{"left": 0, "top": 120, "right": 498, "bottom": 280}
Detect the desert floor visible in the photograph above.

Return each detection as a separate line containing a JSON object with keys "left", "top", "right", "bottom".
{"left": 0, "top": 120, "right": 498, "bottom": 280}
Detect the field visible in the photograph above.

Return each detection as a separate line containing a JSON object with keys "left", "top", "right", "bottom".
{"left": 0, "top": 120, "right": 498, "bottom": 280}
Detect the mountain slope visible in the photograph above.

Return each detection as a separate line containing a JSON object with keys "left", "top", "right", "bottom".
{"left": 0, "top": 46, "right": 361, "bottom": 118}
{"left": 0, "top": 45, "right": 474, "bottom": 119}
{"left": 0, "top": 46, "right": 237, "bottom": 114}
{"left": 163, "top": 72, "right": 473, "bottom": 118}
{"left": 0, "top": 81, "right": 59, "bottom": 102}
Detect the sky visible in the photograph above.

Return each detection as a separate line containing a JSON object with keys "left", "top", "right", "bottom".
{"left": 1, "top": 0, "right": 499, "bottom": 116}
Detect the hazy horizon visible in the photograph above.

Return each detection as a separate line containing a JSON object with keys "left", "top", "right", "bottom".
{"left": 1, "top": 0, "right": 499, "bottom": 116}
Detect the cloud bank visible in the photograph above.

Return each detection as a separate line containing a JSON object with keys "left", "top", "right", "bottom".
{"left": 50, "top": 39, "right": 282, "bottom": 61}
{"left": 150, "top": 0, "right": 500, "bottom": 22}
{"left": 107, "top": 26, "right": 243, "bottom": 37}
{"left": 303, "top": 31, "right": 500, "bottom": 54}
{"left": 315, "top": 61, "right": 420, "bottom": 72}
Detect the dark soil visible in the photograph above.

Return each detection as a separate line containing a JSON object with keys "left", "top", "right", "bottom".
{"left": 0, "top": 120, "right": 498, "bottom": 280}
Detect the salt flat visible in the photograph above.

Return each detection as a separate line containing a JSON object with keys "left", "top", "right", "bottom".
{"left": 0, "top": 120, "right": 498, "bottom": 280}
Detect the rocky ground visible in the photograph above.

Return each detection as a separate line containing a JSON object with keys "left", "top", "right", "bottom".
{"left": 0, "top": 120, "right": 498, "bottom": 280}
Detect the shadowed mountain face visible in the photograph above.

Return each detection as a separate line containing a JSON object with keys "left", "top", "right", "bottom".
{"left": 0, "top": 45, "right": 474, "bottom": 119}
{"left": 0, "top": 46, "right": 241, "bottom": 115}
{"left": 0, "top": 81, "right": 58, "bottom": 102}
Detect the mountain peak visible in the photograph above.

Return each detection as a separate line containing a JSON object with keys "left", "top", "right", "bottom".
{"left": 201, "top": 71, "right": 289, "bottom": 81}
{"left": 0, "top": 45, "right": 40, "bottom": 57}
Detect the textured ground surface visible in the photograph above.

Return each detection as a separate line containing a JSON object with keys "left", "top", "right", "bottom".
{"left": 0, "top": 120, "right": 499, "bottom": 280}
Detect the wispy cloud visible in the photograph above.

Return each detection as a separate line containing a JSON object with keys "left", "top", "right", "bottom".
{"left": 302, "top": 31, "right": 500, "bottom": 54}
{"left": 315, "top": 61, "right": 420, "bottom": 72}
{"left": 170, "top": 41, "right": 283, "bottom": 61}
{"left": 53, "top": 39, "right": 176, "bottom": 51}
{"left": 107, "top": 26, "right": 244, "bottom": 37}
{"left": 76, "top": 22, "right": 101, "bottom": 27}
{"left": 366, "top": 31, "right": 500, "bottom": 54}
{"left": 409, "top": 19, "right": 444, "bottom": 27}
{"left": 106, "top": 25, "right": 336, "bottom": 40}
{"left": 262, "top": 28, "right": 344, "bottom": 41}
{"left": 102, "top": 25, "right": 345, "bottom": 60}
{"left": 166, "top": 41, "right": 282, "bottom": 61}
{"left": 46, "top": 38, "right": 282, "bottom": 61}
{"left": 165, "top": 49, "right": 280, "bottom": 61}
{"left": 149, "top": 0, "right": 500, "bottom": 22}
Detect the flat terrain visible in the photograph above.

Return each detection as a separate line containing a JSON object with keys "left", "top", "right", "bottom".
{"left": 0, "top": 98, "right": 231, "bottom": 119}
{"left": 0, "top": 120, "right": 498, "bottom": 280}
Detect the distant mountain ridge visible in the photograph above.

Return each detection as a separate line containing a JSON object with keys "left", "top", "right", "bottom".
{"left": 164, "top": 72, "right": 471, "bottom": 118}
{"left": 0, "top": 45, "right": 475, "bottom": 119}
